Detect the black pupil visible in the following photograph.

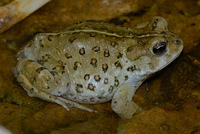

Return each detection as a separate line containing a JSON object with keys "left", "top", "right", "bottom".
{"left": 153, "top": 42, "right": 166, "bottom": 55}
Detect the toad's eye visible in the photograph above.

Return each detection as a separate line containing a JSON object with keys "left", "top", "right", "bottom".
{"left": 153, "top": 42, "right": 166, "bottom": 55}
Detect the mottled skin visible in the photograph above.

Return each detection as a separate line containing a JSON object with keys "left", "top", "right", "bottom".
{"left": 15, "top": 17, "right": 183, "bottom": 119}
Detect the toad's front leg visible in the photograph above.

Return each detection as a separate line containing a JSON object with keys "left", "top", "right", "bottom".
{"left": 111, "top": 82, "right": 144, "bottom": 119}
{"left": 14, "top": 58, "right": 94, "bottom": 112}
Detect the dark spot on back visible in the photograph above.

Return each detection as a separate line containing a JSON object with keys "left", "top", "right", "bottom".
{"left": 108, "top": 86, "right": 114, "bottom": 93}
{"left": 37, "top": 59, "right": 48, "bottom": 65}
{"left": 69, "top": 36, "right": 77, "bottom": 43}
{"left": 30, "top": 77, "right": 36, "bottom": 83}
{"left": 127, "top": 45, "right": 134, "bottom": 52}
{"left": 104, "top": 78, "right": 108, "bottom": 84}
{"left": 30, "top": 88, "right": 34, "bottom": 93}
{"left": 52, "top": 65, "right": 65, "bottom": 71}
{"left": 90, "top": 97, "right": 94, "bottom": 102}
{"left": 152, "top": 19, "right": 158, "bottom": 30}
{"left": 50, "top": 71, "right": 58, "bottom": 76}
{"left": 82, "top": 99, "right": 87, "bottom": 102}
{"left": 125, "top": 75, "right": 128, "bottom": 81}
{"left": 116, "top": 52, "right": 123, "bottom": 59}
{"left": 58, "top": 60, "right": 66, "bottom": 66}
{"left": 104, "top": 49, "right": 110, "bottom": 57}
{"left": 76, "top": 84, "right": 83, "bottom": 93}
{"left": 36, "top": 67, "right": 47, "bottom": 74}
{"left": 65, "top": 53, "right": 72, "bottom": 59}
{"left": 94, "top": 75, "right": 101, "bottom": 82}
{"left": 74, "top": 62, "right": 81, "bottom": 70}
{"left": 90, "top": 32, "right": 97, "bottom": 37}
{"left": 102, "top": 64, "right": 108, "bottom": 73}
{"left": 43, "top": 54, "right": 52, "bottom": 60}
{"left": 39, "top": 40, "right": 45, "bottom": 47}
{"left": 88, "top": 83, "right": 95, "bottom": 91}
{"left": 127, "top": 65, "right": 136, "bottom": 72}
{"left": 161, "top": 31, "right": 166, "bottom": 35}
{"left": 119, "top": 31, "right": 124, "bottom": 35}
{"left": 92, "top": 46, "right": 100, "bottom": 52}
{"left": 101, "top": 26, "right": 108, "bottom": 30}
{"left": 67, "top": 83, "right": 70, "bottom": 88}
{"left": 115, "top": 61, "right": 122, "bottom": 69}
{"left": 85, "top": 24, "right": 92, "bottom": 28}
{"left": 79, "top": 47, "right": 85, "bottom": 55}
{"left": 90, "top": 58, "right": 97, "bottom": 67}
{"left": 84, "top": 74, "right": 90, "bottom": 80}
{"left": 114, "top": 77, "right": 119, "bottom": 87}
{"left": 70, "top": 27, "right": 76, "bottom": 31}
{"left": 111, "top": 41, "right": 118, "bottom": 47}
{"left": 48, "top": 35, "right": 54, "bottom": 41}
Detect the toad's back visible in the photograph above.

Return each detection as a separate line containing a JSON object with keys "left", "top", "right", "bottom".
{"left": 21, "top": 22, "right": 140, "bottom": 104}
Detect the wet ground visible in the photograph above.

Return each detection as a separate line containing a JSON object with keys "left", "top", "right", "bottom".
{"left": 0, "top": 0, "right": 200, "bottom": 133}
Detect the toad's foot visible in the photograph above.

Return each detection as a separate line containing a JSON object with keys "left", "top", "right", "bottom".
{"left": 57, "top": 97, "right": 96, "bottom": 112}
{"left": 112, "top": 100, "right": 143, "bottom": 119}
{"left": 111, "top": 83, "right": 143, "bottom": 119}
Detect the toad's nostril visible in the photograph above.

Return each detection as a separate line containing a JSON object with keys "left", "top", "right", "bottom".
{"left": 174, "top": 40, "right": 180, "bottom": 45}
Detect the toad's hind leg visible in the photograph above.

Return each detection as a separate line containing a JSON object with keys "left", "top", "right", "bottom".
{"left": 15, "top": 58, "right": 95, "bottom": 112}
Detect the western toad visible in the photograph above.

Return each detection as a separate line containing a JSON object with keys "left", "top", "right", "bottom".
{"left": 14, "top": 17, "right": 183, "bottom": 119}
